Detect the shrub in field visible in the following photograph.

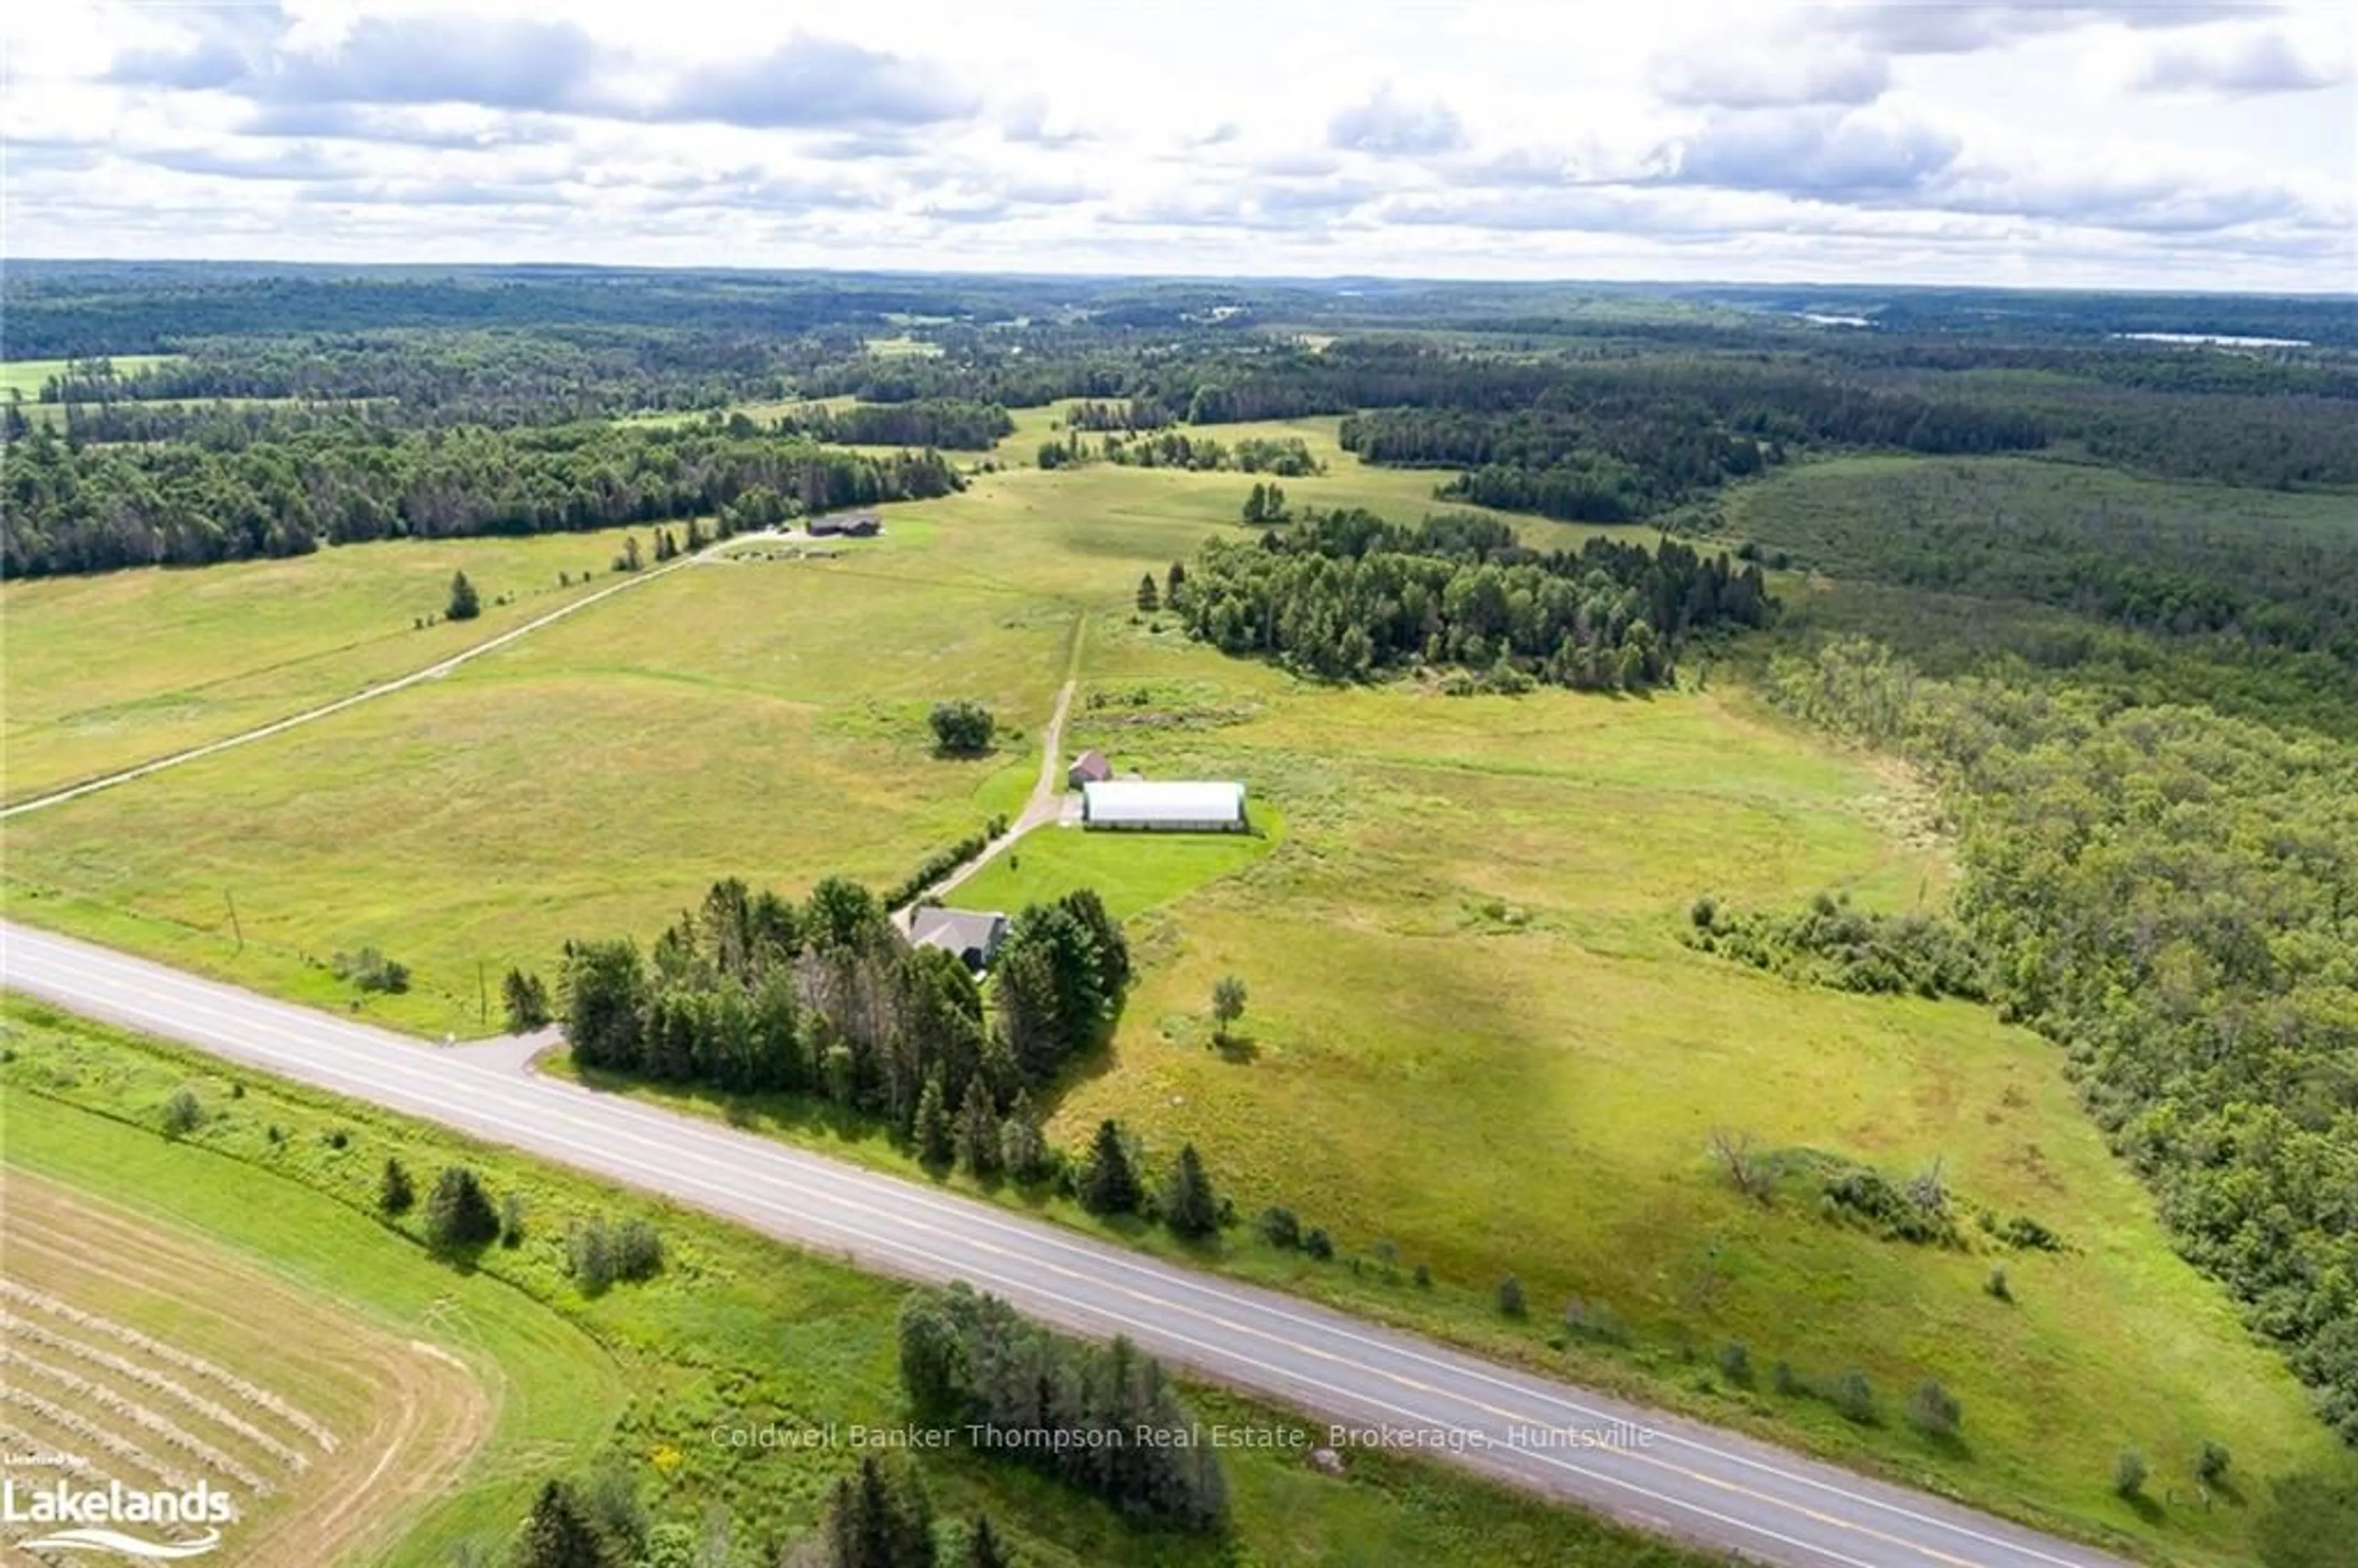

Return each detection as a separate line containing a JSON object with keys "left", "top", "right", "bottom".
{"left": 928, "top": 700, "right": 997, "bottom": 756}
{"left": 160, "top": 1088, "right": 202, "bottom": 1138}
{"left": 1907, "top": 1379, "right": 1962, "bottom": 1438}
{"left": 331, "top": 946, "right": 410, "bottom": 995}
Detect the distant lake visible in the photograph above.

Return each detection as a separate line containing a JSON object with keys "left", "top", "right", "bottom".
{"left": 2112, "top": 332, "right": 2312, "bottom": 347}
{"left": 1799, "top": 313, "right": 1875, "bottom": 327}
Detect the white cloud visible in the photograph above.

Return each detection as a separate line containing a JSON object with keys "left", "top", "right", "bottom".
{"left": 1653, "top": 44, "right": 1891, "bottom": 109}
{"left": 2130, "top": 20, "right": 2354, "bottom": 95}
{"left": 0, "top": 0, "right": 2348, "bottom": 289}
{"left": 1327, "top": 86, "right": 1465, "bottom": 156}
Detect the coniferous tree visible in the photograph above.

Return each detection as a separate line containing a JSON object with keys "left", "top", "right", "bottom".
{"left": 962, "top": 1514, "right": 1009, "bottom": 1568}
{"left": 991, "top": 941, "right": 1064, "bottom": 1083}
{"left": 1210, "top": 975, "right": 1248, "bottom": 1044}
{"left": 378, "top": 1157, "right": 415, "bottom": 1216}
{"left": 914, "top": 1070, "right": 954, "bottom": 1167}
{"left": 424, "top": 1166, "right": 500, "bottom": 1251}
{"left": 999, "top": 1091, "right": 1050, "bottom": 1183}
{"left": 823, "top": 1457, "right": 935, "bottom": 1568}
{"left": 1163, "top": 1144, "right": 1219, "bottom": 1238}
{"left": 502, "top": 966, "right": 552, "bottom": 1031}
{"left": 445, "top": 570, "right": 481, "bottom": 621}
{"left": 1082, "top": 1119, "right": 1140, "bottom": 1215}
{"left": 516, "top": 1478, "right": 614, "bottom": 1568}
{"left": 955, "top": 1078, "right": 1000, "bottom": 1177}
{"left": 1136, "top": 573, "right": 1160, "bottom": 612}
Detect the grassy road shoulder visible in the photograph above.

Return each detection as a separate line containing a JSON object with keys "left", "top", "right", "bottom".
{"left": 0, "top": 996, "right": 1719, "bottom": 1567}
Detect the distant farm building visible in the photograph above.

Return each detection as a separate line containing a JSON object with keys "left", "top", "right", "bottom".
{"left": 808, "top": 511, "right": 881, "bottom": 538}
{"left": 908, "top": 907, "right": 1010, "bottom": 971}
{"left": 1082, "top": 780, "right": 1247, "bottom": 833}
{"left": 1067, "top": 749, "right": 1113, "bottom": 788}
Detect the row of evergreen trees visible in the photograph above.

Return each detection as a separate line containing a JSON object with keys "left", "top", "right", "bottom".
{"left": 1100, "top": 430, "right": 1321, "bottom": 475}
{"left": 559, "top": 878, "right": 1130, "bottom": 1144}
{"left": 899, "top": 1285, "right": 1229, "bottom": 1531}
{"left": 513, "top": 1463, "right": 1016, "bottom": 1568}
{"left": 780, "top": 398, "right": 1015, "bottom": 451}
{"left": 1169, "top": 508, "right": 1773, "bottom": 688}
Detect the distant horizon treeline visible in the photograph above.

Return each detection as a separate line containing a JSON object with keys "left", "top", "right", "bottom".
{"left": 17, "top": 328, "right": 829, "bottom": 422}
{"left": 0, "top": 420, "right": 962, "bottom": 577}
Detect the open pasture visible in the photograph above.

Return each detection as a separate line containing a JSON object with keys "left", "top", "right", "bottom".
{"left": 2, "top": 437, "right": 2344, "bottom": 1562}
{"left": 1, "top": 1001, "right": 1733, "bottom": 1568}
{"left": 1005, "top": 621, "right": 2343, "bottom": 1564}
{"left": 1, "top": 526, "right": 663, "bottom": 803}
{"left": 0, "top": 356, "right": 179, "bottom": 401}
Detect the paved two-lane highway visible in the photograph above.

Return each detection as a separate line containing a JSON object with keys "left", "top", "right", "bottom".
{"left": 1, "top": 922, "right": 2138, "bottom": 1568}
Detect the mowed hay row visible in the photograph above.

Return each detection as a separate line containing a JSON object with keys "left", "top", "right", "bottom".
{"left": 0, "top": 1168, "right": 492, "bottom": 1568}
{"left": 0, "top": 1310, "right": 315, "bottom": 1469}
{"left": 0, "top": 1421, "right": 222, "bottom": 1561}
{"left": 0, "top": 1282, "right": 334, "bottom": 1454}
{"left": 0, "top": 1346, "right": 274, "bottom": 1494}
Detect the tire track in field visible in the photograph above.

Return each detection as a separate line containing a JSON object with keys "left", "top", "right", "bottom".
{"left": 0, "top": 1173, "right": 494, "bottom": 1568}
{"left": 1, "top": 554, "right": 695, "bottom": 819}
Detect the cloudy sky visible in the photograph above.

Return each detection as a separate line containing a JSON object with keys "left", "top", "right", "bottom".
{"left": 4, "top": 1, "right": 2352, "bottom": 290}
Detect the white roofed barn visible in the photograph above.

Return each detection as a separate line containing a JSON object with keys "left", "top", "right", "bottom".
{"left": 1081, "top": 779, "right": 1247, "bottom": 833}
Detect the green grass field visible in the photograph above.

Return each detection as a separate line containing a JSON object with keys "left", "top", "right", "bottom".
{"left": 0, "top": 999, "right": 1718, "bottom": 1568}
{"left": 1, "top": 527, "right": 664, "bottom": 801}
{"left": 955, "top": 805, "right": 1284, "bottom": 920}
{"left": 5, "top": 441, "right": 2348, "bottom": 1562}
{"left": 0, "top": 354, "right": 179, "bottom": 400}
{"left": 1, "top": 355, "right": 192, "bottom": 429}
{"left": 1, "top": 1004, "right": 628, "bottom": 1566}
{"left": 606, "top": 606, "right": 2337, "bottom": 1564}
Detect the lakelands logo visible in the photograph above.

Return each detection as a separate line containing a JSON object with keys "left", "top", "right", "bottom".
{"left": 2, "top": 1477, "right": 235, "bottom": 1559}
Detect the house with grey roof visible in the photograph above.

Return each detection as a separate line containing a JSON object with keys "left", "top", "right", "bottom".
{"left": 908, "top": 906, "right": 1010, "bottom": 972}
{"left": 807, "top": 510, "right": 882, "bottom": 538}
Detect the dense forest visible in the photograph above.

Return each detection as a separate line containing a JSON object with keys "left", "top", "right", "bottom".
{"left": 1170, "top": 509, "right": 1773, "bottom": 687}
{"left": 1770, "top": 638, "right": 2358, "bottom": 1445}
{"left": 560, "top": 876, "right": 1130, "bottom": 1143}
{"left": 23, "top": 329, "right": 824, "bottom": 423}
{"left": 0, "top": 419, "right": 961, "bottom": 575}
{"left": 1686, "top": 460, "right": 2358, "bottom": 726}
{"left": 784, "top": 397, "right": 1016, "bottom": 451}
{"left": 1343, "top": 404, "right": 1771, "bottom": 522}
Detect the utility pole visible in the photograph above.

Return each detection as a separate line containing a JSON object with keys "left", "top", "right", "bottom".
{"left": 224, "top": 890, "right": 244, "bottom": 953}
